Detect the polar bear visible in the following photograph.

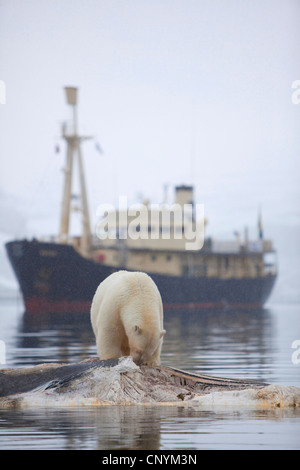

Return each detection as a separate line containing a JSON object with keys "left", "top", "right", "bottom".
{"left": 90, "top": 270, "right": 166, "bottom": 365}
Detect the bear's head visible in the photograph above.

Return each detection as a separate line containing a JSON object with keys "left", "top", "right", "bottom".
{"left": 129, "top": 325, "right": 166, "bottom": 365}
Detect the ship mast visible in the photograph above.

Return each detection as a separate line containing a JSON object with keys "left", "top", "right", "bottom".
{"left": 59, "top": 87, "right": 92, "bottom": 256}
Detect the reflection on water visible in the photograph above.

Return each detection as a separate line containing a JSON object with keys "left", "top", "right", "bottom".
{"left": 15, "top": 312, "right": 95, "bottom": 366}
{"left": 164, "top": 307, "right": 274, "bottom": 381}
{"left": 2, "top": 302, "right": 299, "bottom": 386}
{"left": 13, "top": 306, "right": 274, "bottom": 382}
{"left": 0, "top": 299, "right": 300, "bottom": 450}
{"left": 0, "top": 406, "right": 163, "bottom": 450}
{"left": 1, "top": 403, "right": 299, "bottom": 450}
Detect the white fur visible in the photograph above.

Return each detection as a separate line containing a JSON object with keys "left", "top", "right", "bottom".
{"left": 90, "top": 270, "right": 166, "bottom": 365}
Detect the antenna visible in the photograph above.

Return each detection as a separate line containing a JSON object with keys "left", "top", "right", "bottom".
{"left": 189, "top": 103, "right": 197, "bottom": 185}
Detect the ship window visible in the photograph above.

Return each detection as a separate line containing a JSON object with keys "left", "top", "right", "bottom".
{"left": 151, "top": 255, "right": 156, "bottom": 261}
{"left": 166, "top": 254, "right": 172, "bottom": 261}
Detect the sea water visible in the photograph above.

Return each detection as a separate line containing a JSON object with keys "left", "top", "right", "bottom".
{"left": 0, "top": 296, "right": 299, "bottom": 450}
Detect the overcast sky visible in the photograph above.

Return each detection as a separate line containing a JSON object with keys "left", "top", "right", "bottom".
{"left": 0, "top": 0, "right": 299, "bottom": 243}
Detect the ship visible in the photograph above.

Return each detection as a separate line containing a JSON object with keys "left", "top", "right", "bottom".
{"left": 5, "top": 87, "right": 277, "bottom": 314}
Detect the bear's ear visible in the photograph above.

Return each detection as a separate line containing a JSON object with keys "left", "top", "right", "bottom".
{"left": 160, "top": 329, "right": 166, "bottom": 338}
{"left": 135, "top": 325, "right": 142, "bottom": 335}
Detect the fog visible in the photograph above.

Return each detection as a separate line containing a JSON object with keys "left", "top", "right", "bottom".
{"left": 0, "top": 0, "right": 299, "bottom": 302}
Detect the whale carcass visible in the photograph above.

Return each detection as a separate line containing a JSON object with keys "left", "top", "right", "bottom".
{"left": 0, "top": 357, "right": 299, "bottom": 409}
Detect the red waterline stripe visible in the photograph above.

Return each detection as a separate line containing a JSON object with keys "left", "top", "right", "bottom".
{"left": 25, "top": 297, "right": 91, "bottom": 314}
{"left": 24, "top": 297, "right": 262, "bottom": 314}
{"left": 163, "top": 302, "right": 262, "bottom": 310}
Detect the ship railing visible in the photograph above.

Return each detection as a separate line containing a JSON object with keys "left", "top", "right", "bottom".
{"left": 37, "top": 235, "right": 60, "bottom": 243}
{"left": 37, "top": 235, "right": 84, "bottom": 248}
{"left": 209, "top": 239, "right": 274, "bottom": 254}
{"left": 92, "top": 235, "right": 276, "bottom": 256}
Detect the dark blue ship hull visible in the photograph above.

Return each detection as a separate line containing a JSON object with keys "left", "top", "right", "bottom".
{"left": 5, "top": 239, "right": 277, "bottom": 314}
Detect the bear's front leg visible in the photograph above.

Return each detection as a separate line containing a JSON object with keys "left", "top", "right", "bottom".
{"left": 96, "top": 329, "right": 124, "bottom": 360}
